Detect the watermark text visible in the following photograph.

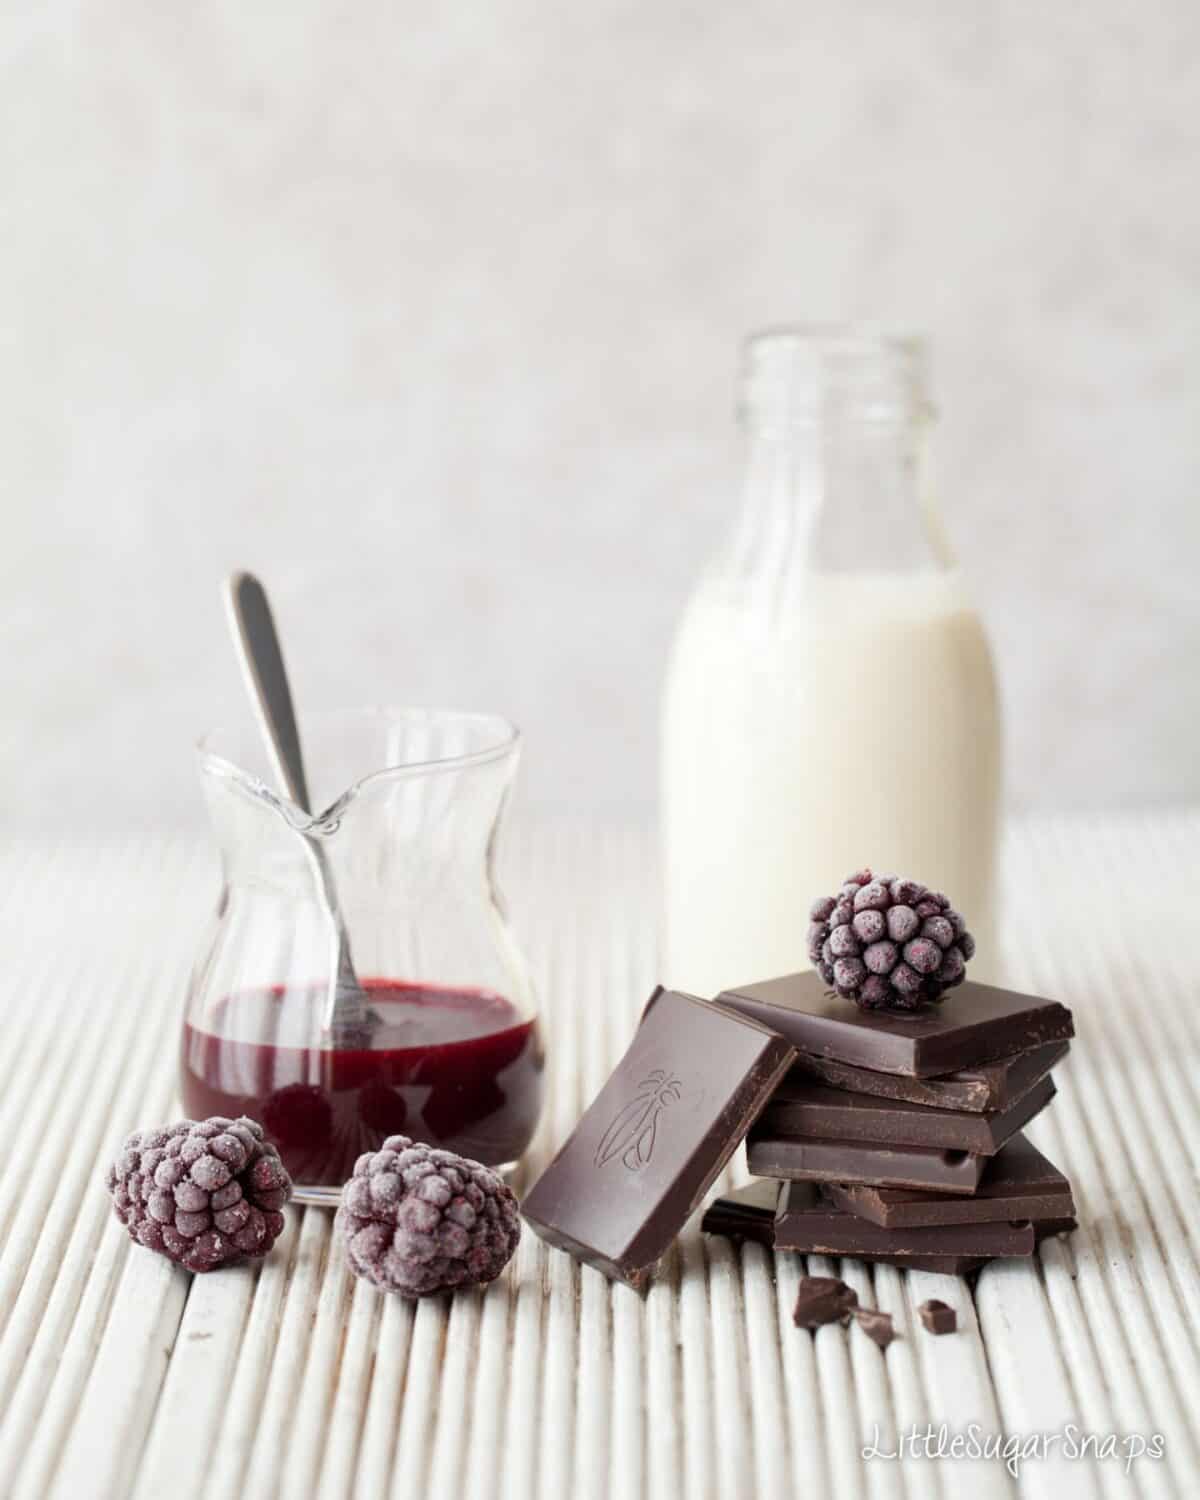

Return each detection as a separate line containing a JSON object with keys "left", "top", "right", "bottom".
{"left": 862, "top": 1423, "right": 1165, "bottom": 1479}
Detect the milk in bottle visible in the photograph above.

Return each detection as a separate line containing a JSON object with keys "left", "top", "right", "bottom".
{"left": 661, "top": 328, "right": 1001, "bottom": 998}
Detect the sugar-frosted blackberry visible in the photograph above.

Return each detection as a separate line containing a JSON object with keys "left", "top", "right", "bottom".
{"left": 105, "top": 1116, "right": 291, "bottom": 1272}
{"left": 335, "top": 1135, "right": 520, "bottom": 1297}
{"left": 808, "top": 869, "right": 974, "bottom": 1010}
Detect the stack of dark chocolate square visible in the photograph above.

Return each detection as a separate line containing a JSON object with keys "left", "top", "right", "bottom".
{"left": 521, "top": 971, "right": 1077, "bottom": 1290}
{"left": 704, "top": 971, "right": 1077, "bottom": 1273}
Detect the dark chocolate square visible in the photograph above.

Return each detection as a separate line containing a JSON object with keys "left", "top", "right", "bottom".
{"left": 718, "top": 970, "right": 1073, "bottom": 1078}
{"left": 785, "top": 1039, "right": 1069, "bottom": 1113}
{"left": 774, "top": 1181, "right": 1034, "bottom": 1258}
{"left": 699, "top": 1186, "right": 995, "bottom": 1274}
{"left": 747, "top": 1127, "right": 985, "bottom": 1194}
{"left": 522, "top": 990, "right": 795, "bottom": 1288}
{"left": 756, "top": 1074, "right": 1056, "bottom": 1155}
{"left": 825, "top": 1133, "right": 1075, "bottom": 1228}
{"left": 699, "top": 1179, "right": 781, "bottom": 1245}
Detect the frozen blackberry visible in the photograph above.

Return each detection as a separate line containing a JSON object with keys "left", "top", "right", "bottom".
{"left": 105, "top": 1116, "right": 291, "bottom": 1273}
{"left": 808, "top": 869, "right": 974, "bottom": 1011}
{"left": 335, "top": 1135, "right": 520, "bottom": 1297}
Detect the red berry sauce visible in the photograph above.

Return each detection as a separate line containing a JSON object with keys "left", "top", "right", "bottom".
{"left": 181, "top": 980, "right": 544, "bottom": 1186}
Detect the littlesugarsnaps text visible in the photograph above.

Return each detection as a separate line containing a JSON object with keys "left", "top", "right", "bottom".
{"left": 862, "top": 1423, "right": 1166, "bottom": 1479}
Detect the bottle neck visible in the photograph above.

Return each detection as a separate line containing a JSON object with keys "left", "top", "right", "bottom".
{"left": 723, "top": 328, "right": 952, "bottom": 583}
{"left": 726, "top": 416, "right": 947, "bottom": 578}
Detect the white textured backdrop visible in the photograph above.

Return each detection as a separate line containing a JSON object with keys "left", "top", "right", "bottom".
{"left": 3, "top": 2, "right": 1198, "bottom": 829}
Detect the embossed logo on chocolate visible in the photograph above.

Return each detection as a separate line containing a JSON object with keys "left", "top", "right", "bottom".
{"left": 593, "top": 1070, "right": 683, "bottom": 1172}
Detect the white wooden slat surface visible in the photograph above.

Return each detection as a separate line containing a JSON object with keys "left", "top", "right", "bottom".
{"left": 0, "top": 817, "right": 1196, "bottom": 1500}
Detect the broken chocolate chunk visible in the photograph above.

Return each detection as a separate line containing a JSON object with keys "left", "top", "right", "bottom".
{"left": 919, "top": 1298, "right": 958, "bottom": 1334}
{"left": 793, "top": 1274, "right": 858, "bottom": 1329}
{"left": 854, "top": 1306, "right": 897, "bottom": 1350}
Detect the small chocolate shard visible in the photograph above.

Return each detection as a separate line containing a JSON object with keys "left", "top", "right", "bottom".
{"left": 854, "top": 1306, "right": 896, "bottom": 1350}
{"left": 793, "top": 1274, "right": 858, "bottom": 1329}
{"left": 919, "top": 1298, "right": 958, "bottom": 1334}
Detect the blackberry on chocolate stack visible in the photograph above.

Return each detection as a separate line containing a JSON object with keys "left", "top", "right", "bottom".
{"left": 808, "top": 869, "right": 974, "bottom": 1012}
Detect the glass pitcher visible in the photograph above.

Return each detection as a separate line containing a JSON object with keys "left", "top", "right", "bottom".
{"left": 181, "top": 708, "right": 543, "bottom": 1204}
{"left": 661, "top": 326, "right": 1002, "bottom": 998}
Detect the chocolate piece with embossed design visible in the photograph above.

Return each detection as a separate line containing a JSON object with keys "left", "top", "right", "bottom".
{"left": 522, "top": 990, "right": 795, "bottom": 1288}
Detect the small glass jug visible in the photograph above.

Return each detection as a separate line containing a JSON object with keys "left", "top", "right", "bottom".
{"left": 181, "top": 708, "right": 543, "bottom": 1204}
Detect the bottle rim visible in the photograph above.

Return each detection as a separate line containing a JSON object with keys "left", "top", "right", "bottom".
{"left": 744, "top": 322, "right": 924, "bottom": 359}
{"left": 740, "top": 323, "right": 933, "bottom": 426}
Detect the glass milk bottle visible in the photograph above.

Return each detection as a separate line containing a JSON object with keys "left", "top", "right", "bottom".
{"left": 661, "top": 327, "right": 1001, "bottom": 998}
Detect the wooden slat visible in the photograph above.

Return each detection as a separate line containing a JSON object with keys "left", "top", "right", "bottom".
{"left": 0, "top": 821, "right": 1196, "bottom": 1499}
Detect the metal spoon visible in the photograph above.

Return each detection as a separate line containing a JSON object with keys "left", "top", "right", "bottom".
{"left": 224, "top": 570, "right": 376, "bottom": 1040}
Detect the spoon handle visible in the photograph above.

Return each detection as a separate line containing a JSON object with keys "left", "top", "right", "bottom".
{"left": 223, "top": 570, "right": 375, "bottom": 1039}
{"left": 224, "top": 571, "right": 312, "bottom": 812}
